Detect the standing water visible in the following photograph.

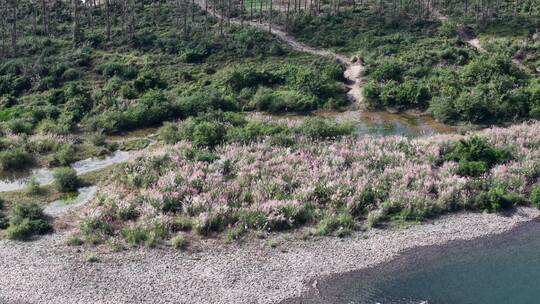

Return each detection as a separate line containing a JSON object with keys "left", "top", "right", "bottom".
{"left": 43, "top": 186, "right": 98, "bottom": 216}
{"left": 289, "top": 219, "right": 540, "bottom": 304}
{"left": 0, "top": 150, "right": 130, "bottom": 192}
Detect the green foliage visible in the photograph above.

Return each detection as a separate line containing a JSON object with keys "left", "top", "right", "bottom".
{"left": 225, "top": 225, "right": 246, "bottom": 242}
{"left": 531, "top": 185, "right": 540, "bottom": 208}
{"left": 6, "top": 202, "right": 52, "bottom": 240}
{"left": 317, "top": 210, "right": 354, "bottom": 235}
{"left": 171, "top": 234, "right": 189, "bottom": 250}
{"left": 0, "top": 148, "right": 34, "bottom": 171}
{"left": 251, "top": 88, "right": 318, "bottom": 113}
{"left": 80, "top": 218, "right": 113, "bottom": 236}
{"left": 54, "top": 144, "right": 76, "bottom": 166}
{"left": 445, "top": 136, "right": 512, "bottom": 177}
{"left": 53, "top": 167, "right": 79, "bottom": 192}
{"left": 122, "top": 222, "right": 168, "bottom": 247}
{"left": 226, "top": 121, "right": 289, "bottom": 143}
{"left": 180, "top": 119, "right": 227, "bottom": 148}
{"left": 297, "top": 118, "right": 354, "bottom": 139}
{"left": 194, "top": 213, "right": 232, "bottom": 235}
{"left": 26, "top": 178, "right": 42, "bottom": 195}
{"left": 66, "top": 234, "right": 84, "bottom": 246}
{"left": 473, "top": 187, "right": 520, "bottom": 212}
{"left": 0, "top": 199, "right": 7, "bottom": 230}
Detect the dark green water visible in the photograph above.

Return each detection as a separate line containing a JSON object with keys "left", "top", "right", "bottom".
{"left": 289, "top": 219, "right": 540, "bottom": 304}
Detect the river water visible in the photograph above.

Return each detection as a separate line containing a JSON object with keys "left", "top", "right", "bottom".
{"left": 290, "top": 219, "right": 540, "bottom": 304}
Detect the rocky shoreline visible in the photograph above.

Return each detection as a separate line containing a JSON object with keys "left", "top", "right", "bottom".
{"left": 0, "top": 207, "right": 539, "bottom": 304}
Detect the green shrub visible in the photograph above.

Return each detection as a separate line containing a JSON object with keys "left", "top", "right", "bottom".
{"left": 317, "top": 210, "right": 354, "bottom": 235}
{"left": 133, "top": 71, "right": 166, "bottom": 92}
{"left": 180, "top": 119, "right": 227, "bottom": 148}
{"left": 54, "top": 144, "right": 76, "bottom": 166}
{"left": 171, "top": 216, "right": 193, "bottom": 232}
{"left": 121, "top": 226, "right": 150, "bottom": 246}
{"left": 194, "top": 213, "right": 231, "bottom": 235}
{"left": 445, "top": 136, "right": 512, "bottom": 177}
{"left": 457, "top": 160, "right": 488, "bottom": 177}
{"left": 85, "top": 254, "right": 100, "bottom": 263}
{"left": 171, "top": 234, "right": 189, "bottom": 250}
{"left": 473, "top": 187, "right": 519, "bottom": 212}
{"left": 0, "top": 199, "right": 7, "bottom": 230}
{"left": 26, "top": 178, "right": 42, "bottom": 195}
{"left": 226, "top": 121, "right": 289, "bottom": 143}
{"left": 0, "top": 148, "right": 34, "bottom": 171}
{"left": 298, "top": 118, "right": 354, "bottom": 139}
{"left": 158, "top": 123, "right": 182, "bottom": 144}
{"left": 80, "top": 218, "right": 112, "bottom": 236}
{"left": 225, "top": 225, "right": 245, "bottom": 242}
{"left": 6, "top": 202, "right": 52, "bottom": 240}
{"left": 53, "top": 167, "right": 79, "bottom": 192}
{"left": 349, "top": 188, "right": 380, "bottom": 215}
{"left": 531, "top": 185, "right": 540, "bottom": 208}
{"left": 67, "top": 234, "right": 84, "bottom": 246}
{"left": 250, "top": 88, "right": 318, "bottom": 113}
{"left": 122, "top": 222, "right": 168, "bottom": 247}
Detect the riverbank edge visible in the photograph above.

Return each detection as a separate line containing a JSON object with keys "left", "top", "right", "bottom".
{"left": 0, "top": 207, "right": 539, "bottom": 303}
{"left": 280, "top": 207, "right": 540, "bottom": 304}
{"left": 283, "top": 208, "right": 540, "bottom": 303}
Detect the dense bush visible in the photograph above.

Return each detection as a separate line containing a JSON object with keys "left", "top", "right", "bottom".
{"left": 445, "top": 136, "right": 512, "bottom": 177}
{"left": 531, "top": 185, "right": 540, "bottom": 208}
{"left": 0, "top": 148, "right": 34, "bottom": 171}
{"left": 0, "top": 199, "right": 7, "bottom": 230}
{"left": 250, "top": 88, "right": 319, "bottom": 113}
{"left": 473, "top": 187, "right": 520, "bottom": 212}
{"left": 6, "top": 202, "right": 52, "bottom": 240}
{"left": 297, "top": 118, "right": 355, "bottom": 139}
{"left": 54, "top": 144, "right": 76, "bottom": 166}
{"left": 53, "top": 167, "right": 79, "bottom": 192}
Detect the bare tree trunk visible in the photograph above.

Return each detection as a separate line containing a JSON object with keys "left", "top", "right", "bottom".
{"left": 220, "top": 0, "right": 224, "bottom": 35}
{"left": 0, "top": 0, "right": 6, "bottom": 58}
{"left": 175, "top": 0, "right": 181, "bottom": 31}
{"left": 205, "top": 0, "right": 208, "bottom": 31}
{"left": 42, "top": 0, "right": 49, "bottom": 36}
{"left": 241, "top": 0, "right": 245, "bottom": 24}
{"left": 8, "top": 0, "right": 17, "bottom": 56}
{"left": 105, "top": 0, "right": 111, "bottom": 40}
{"left": 185, "top": 0, "right": 190, "bottom": 37}
{"left": 269, "top": 0, "right": 272, "bottom": 32}
{"left": 32, "top": 1, "right": 38, "bottom": 34}
{"left": 286, "top": 0, "right": 290, "bottom": 30}
{"left": 259, "top": 0, "right": 263, "bottom": 22}
{"left": 192, "top": 0, "right": 196, "bottom": 26}
{"left": 227, "top": 0, "right": 231, "bottom": 26}
{"left": 72, "top": 0, "right": 81, "bottom": 43}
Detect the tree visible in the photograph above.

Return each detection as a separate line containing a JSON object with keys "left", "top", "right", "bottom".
{"left": 7, "top": 0, "right": 17, "bottom": 56}
{"left": 42, "top": 0, "right": 49, "bottom": 35}
{"left": 72, "top": 0, "right": 81, "bottom": 43}
{"left": 105, "top": 0, "right": 111, "bottom": 40}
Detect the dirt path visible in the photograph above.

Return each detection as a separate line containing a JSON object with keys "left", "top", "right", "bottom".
{"left": 427, "top": 5, "right": 540, "bottom": 76}
{"left": 198, "top": 1, "right": 365, "bottom": 104}
{"left": 424, "top": 3, "right": 486, "bottom": 52}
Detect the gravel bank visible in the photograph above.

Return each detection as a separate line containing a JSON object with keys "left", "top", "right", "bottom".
{"left": 0, "top": 207, "right": 538, "bottom": 304}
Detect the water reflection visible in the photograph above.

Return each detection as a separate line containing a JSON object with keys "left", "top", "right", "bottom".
{"left": 250, "top": 110, "right": 455, "bottom": 137}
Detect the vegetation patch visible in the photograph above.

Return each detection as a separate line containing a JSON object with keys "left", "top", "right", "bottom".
{"left": 79, "top": 122, "right": 540, "bottom": 247}
{"left": 5, "top": 202, "right": 52, "bottom": 240}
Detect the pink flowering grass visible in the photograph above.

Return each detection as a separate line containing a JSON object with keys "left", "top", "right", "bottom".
{"left": 82, "top": 122, "right": 540, "bottom": 245}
